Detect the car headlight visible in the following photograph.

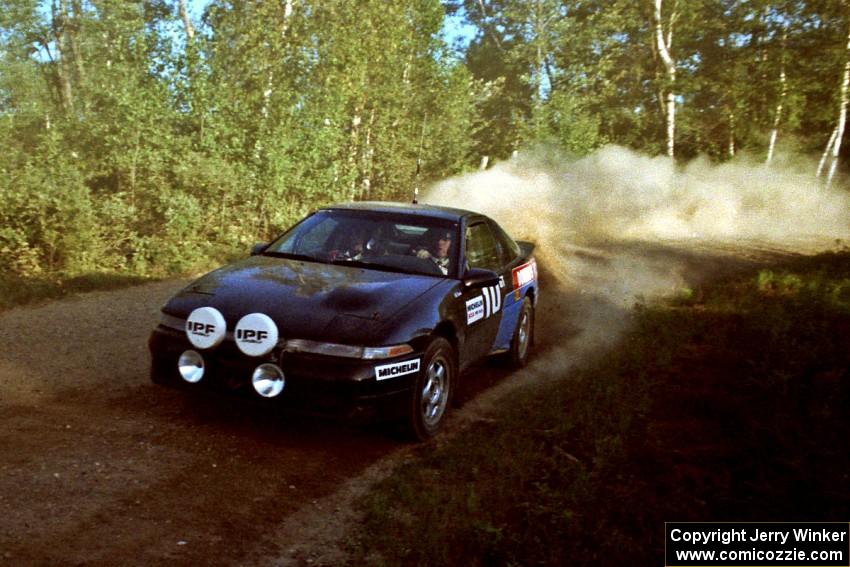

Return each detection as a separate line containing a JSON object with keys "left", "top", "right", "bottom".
{"left": 284, "top": 339, "right": 412, "bottom": 360}
{"left": 252, "top": 363, "right": 285, "bottom": 398}
{"left": 361, "top": 344, "right": 415, "bottom": 359}
{"left": 177, "top": 350, "right": 205, "bottom": 383}
{"left": 284, "top": 339, "right": 364, "bottom": 358}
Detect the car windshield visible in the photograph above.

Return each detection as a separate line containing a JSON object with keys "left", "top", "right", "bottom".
{"left": 262, "top": 209, "right": 460, "bottom": 277}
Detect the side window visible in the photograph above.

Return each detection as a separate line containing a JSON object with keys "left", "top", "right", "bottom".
{"left": 465, "top": 222, "right": 502, "bottom": 271}
{"left": 489, "top": 221, "right": 520, "bottom": 266}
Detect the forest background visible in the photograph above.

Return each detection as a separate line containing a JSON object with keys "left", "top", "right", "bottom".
{"left": 1, "top": 0, "right": 848, "bottom": 281}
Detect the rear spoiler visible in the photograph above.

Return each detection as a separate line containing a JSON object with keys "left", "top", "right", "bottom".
{"left": 517, "top": 240, "right": 535, "bottom": 259}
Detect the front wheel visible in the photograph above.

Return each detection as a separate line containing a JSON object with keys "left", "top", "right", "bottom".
{"left": 508, "top": 296, "right": 534, "bottom": 368}
{"left": 405, "top": 337, "right": 455, "bottom": 441}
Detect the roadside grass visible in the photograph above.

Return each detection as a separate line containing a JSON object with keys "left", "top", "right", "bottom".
{"left": 0, "top": 244, "right": 247, "bottom": 312}
{"left": 0, "top": 272, "right": 160, "bottom": 312}
{"left": 351, "top": 250, "right": 850, "bottom": 566}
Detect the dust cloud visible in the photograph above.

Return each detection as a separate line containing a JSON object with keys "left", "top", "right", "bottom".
{"left": 424, "top": 145, "right": 850, "bottom": 369}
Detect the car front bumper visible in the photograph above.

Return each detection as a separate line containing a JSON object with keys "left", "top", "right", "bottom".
{"left": 149, "top": 325, "right": 420, "bottom": 421}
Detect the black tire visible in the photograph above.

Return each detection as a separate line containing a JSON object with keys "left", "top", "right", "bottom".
{"left": 405, "top": 337, "right": 455, "bottom": 441}
{"left": 508, "top": 296, "right": 534, "bottom": 368}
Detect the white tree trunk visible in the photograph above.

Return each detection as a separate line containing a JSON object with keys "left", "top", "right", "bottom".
{"left": 261, "top": 71, "right": 273, "bottom": 120}
{"left": 348, "top": 112, "right": 362, "bottom": 196}
{"left": 728, "top": 111, "right": 736, "bottom": 158}
{"left": 818, "top": 127, "right": 838, "bottom": 178}
{"left": 69, "top": 0, "right": 84, "bottom": 88}
{"left": 281, "top": 0, "right": 293, "bottom": 39}
{"left": 361, "top": 109, "right": 376, "bottom": 199}
{"left": 177, "top": 0, "right": 195, "bottom": 40}
{"left": 260, "top": 2, "right": 294, "bottom": 120}
{"left": 826, "top": 22, "right": 850, "bottom": 187}
{"left": 52, "top": 0, "right": 74, "bottom": 111}
{"left": 256, "top": 3, "right": 293, "bottom": 154}
{"left": 534, "top": 30, "right": 544, "bottom": 137}
{"left": 654, "top": 0, "right": 677, "bottom": 158}
{"left": 766, "top": 30, "right": 788, "bottom": 164}
{"left": 532, "top": 0, "right": 545, "bottom": 138}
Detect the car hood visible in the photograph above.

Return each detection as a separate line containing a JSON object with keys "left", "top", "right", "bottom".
{"left": 163, "top": 256, "right": 443, "bottom": 343}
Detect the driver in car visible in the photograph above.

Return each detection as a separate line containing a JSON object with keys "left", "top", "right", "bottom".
{"left": 330, "top": 227, "right": 367, "bottom": 261}
{"left": 415, "top": 230, "right": 452, "bottom": 275}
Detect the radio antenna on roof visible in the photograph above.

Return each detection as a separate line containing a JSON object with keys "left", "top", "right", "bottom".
{"left": 413, "top": 160, "right": 420, "bottom": 204}
{"left": 413, "top": 112, "right": 427, "bottom": 204}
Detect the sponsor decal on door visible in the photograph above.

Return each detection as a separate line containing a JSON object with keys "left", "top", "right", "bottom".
{"left": 466, "top": 284, "right": 502, "bottom": 325}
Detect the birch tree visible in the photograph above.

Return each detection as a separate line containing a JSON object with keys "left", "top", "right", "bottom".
{"left": 653, "top": 0, "right": 677, "bottom": 158}
{"left": 177, "top": 0, "right": 194, "bottom": 40}
{"left": 818, "top": 14, "right": 850, "bottom": 187}
{"left": 462, "top": 0, "right": 534, "bottom": 160}
{"left": 51, "top": 0, "right": 75, "bottom": 111}
{"left": 502, "top": 0, "right": 563, "bottom": 141}
{"left": 766, "top": 28, "right": 788, "bottom": 164}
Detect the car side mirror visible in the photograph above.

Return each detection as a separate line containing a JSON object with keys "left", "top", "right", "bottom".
{"left": 463, "top": 267, "right": 499, "bottom": 288}
{"left": 250, "top": 242, "right": 267, "bottom": 256}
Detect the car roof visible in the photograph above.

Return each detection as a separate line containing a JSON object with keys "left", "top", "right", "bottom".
{"left": 321, "top": 201, "right": 477, "bottom": 222}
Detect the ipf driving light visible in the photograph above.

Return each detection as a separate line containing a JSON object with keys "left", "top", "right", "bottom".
{"left": 178, "top": 350, "right": 205, "bottom": 383}
{"left": 252, "top": 363, "right": 285, "bottom": 398}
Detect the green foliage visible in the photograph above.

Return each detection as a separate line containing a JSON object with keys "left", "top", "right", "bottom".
{"left": 457, "top": 0, "right": 850, "bottom": 161}
{"left": 0, "top": 130, "right": 99, "bottom": 275}
{"left": 536, "top": 91, "right": 605, "bottom": 155}
{"left": 0, "top": 0, "right": 482, "bottom": 285}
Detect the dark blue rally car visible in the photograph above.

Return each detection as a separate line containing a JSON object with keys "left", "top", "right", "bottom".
{"left": 149, "top": 202, "right": 538, "bottom": 439}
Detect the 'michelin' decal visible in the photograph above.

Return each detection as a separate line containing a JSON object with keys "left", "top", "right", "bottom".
{"left": 466, "top": 296, "right": 484, "bottom": 325}
{"left": 375, "top": 358, "right": 421, "bottom": 380}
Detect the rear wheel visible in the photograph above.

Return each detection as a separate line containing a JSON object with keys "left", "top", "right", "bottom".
{"left": 508, "top": 296, "right": 534, "bottom": 368}
{"left": 405, "top": 337, "right": 455, "bottom": 441}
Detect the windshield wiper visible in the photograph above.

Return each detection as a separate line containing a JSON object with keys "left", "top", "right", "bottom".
{"left": 262, "top": 251, "right": 323, "bottom": 263}
{"left": 331, "top": 258, "right": 418, "bottom": 276}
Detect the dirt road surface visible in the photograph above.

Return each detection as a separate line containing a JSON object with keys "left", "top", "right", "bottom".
{"left": 0, "top": 240, "right": 809, "bottom": 565}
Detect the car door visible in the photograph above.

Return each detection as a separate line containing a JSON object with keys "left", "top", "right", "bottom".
{"left": 460, "top": 220, "right": 509, "bottom": 362}
{"left": 487, "top": 218, "right": 533, "bottom": 352}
